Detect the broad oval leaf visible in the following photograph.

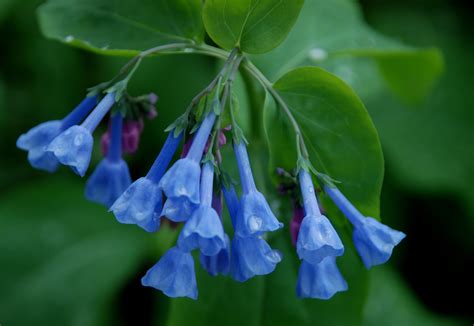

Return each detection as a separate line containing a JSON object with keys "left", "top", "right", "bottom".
{"left": 38, "top": 0, "right": 204, "bottom": 56}
{"left": 254, "top": 0, "right": 443, "bottom": 103}
{"left": 265, "top": 66, "right": 384, "bottom": 224}
{"left": 202, "top": 0, "right": 304, "bottom": 54}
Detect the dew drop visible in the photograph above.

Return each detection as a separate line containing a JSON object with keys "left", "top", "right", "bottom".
{"left": 248, "top": 215, "right": 263, "bottom": 232}
{"left": 74, "top": 134, "right": 84, "bottom": 146}
{"left": 308, "top": 48, "right": 328, "bottom": 61}
{"left": 65, "top": 35, "right": 74, "bottom": 43}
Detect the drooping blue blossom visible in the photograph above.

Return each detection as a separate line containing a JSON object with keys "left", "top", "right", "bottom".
{"left": 233, "top": 141, "right": 283, "bottom": 237}
{"left": 230, "top": 235, "right": 282, "bottom": 282}
{"left": 296, "top": 257, "right": 348, "bottom": 300}
{"left": 159, "top": 112, "right": 216, "bottom": 221}
{"left": 110, "top": 131, "right": 183, "bottom": 232}
{"left": 178, "top": 162, "right": 226, "bottom": 256}
{"left": 324, "top": 185, "right": 406, "bottom": 269}
{"left": 199, "top": 234, "right": 231, "bottom": 276}
{"left": 16, "top": 95, "right": 98, "bottom": 172}
{"left": 85, "top": 113, "right": 131, "bottom": 207}
{"left": 296, "top": 170, "right": 344, "bottom": 264}
{"left": 141, "top": 246, "right": 198, "bottom": 300}
{"left": 47, "top": 93, "right": 115, "bottom": 177}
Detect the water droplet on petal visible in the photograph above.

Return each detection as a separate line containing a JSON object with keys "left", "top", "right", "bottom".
{"left": 74, "top": 134, "right": 84, "bottom": 146}
{"left": 248, "top": 215, "right": 263, "bottom": 232}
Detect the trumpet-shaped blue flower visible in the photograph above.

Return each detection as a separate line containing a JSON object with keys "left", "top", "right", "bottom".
{"left": 199, "top": 234, "right": 231, "bottom": 276}
{"left": 230, "top": 236, "right": 282, "bottom": 282}
{"left": 296, "top": 170, "right": 343, "bottom": 264}
{"left": 85, "top": 114, "right": 131, "bottom": 207}
{"left": 141, "top": 246, "right": 197, "bottom": 300}
{"left": 324, "top": 185, "right": 406, "bottom": 269}
{"left": 16, "top": 95, "right": 98, "bottom": 172}
{"left": 178, "top": 162, "right": 225, "bottom": 255}
{"left": 159, "top": 112, "right": 216, "bottom": 216}
{"left": 233, "top": 141, "right": 283, "bottom": 237}
{"left": 296, "top": 257, "right": 348, "bottom": 299}
{"left": 110, "top": 131, "right": 183, "bottom": 232}
{"left": 47, "top": 93, "right": 115, "bottom": 177}
{"left": 353, "top": 217, "right": 406, "bottom": 269}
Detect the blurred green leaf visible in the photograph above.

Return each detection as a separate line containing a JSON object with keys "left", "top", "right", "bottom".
{"left": 38, "top": 0, "right": 204, "bottom": 56}
{"left": 0, "top": 0, "right": 16, "bottom": 22}
{"left": 0, "top": 178, "right": 153, "bottom": 326}
{"left": 202, "top": 0, "right": 304, "bottom": 54}
{"left": 265, "top": 67, "right": 384, "bottom": 225}
{"left": 253, "top": 0, "right": 443, "bottom": 103}
{"left": 364, "top": 267, "right": 463, "bottom": 326}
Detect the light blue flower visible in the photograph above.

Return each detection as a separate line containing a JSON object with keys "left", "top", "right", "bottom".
{"left": 199, "top": 234, "right": 231, "bottom": 276}
{"left": 178, "top": 162, "right": 225, "bottom": 255}
{"left": 353, "top": 217, "right": 406, "bottom": 269}
{"left": 16, "top": 95, "right": 98, "bottom": 172}
{"left": 296, "top": 170, "right": 343, "bottom": 264}
{"left": 85, "top": 113, "right": 131, "bottom": 207}
{"left": 324, "top": 185, "right": 406, "bottom": 269}
{"left": 296, "top": 257, "right": 348, "bottom": 299}
{"left": 47, "top": 93, "right": 115, "bottom": 177}
{"left": 230, "top": 236, "right": 282, "bottom": 282}
{"left": 159, "top": 112, "right": 216, "bottom": 210}
{"left": 110, "top": 131, "right": 183, "bottom": 232}
{"left": 141, "top": 246, "right": 198, "bottom": 300}
{"left": 161, "top": 197, "right": 197, "bottom": 222}
{"left": 233, "top": 141, "right": 283, "bottom": 237}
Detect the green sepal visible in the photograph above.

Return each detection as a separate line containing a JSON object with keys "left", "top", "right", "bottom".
{"left": 106, "top": 80, "right": 128, "bottom": 102}
{"left": 165, "top": 114, "right": 189, "bottom": 138}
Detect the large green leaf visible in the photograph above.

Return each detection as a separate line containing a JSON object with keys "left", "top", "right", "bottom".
{"left": 202, "top": 0, "right": 304, "bottom": 54}
{"left": 265, "top": 67, "right": 384, "bottom": 224}
{"left": 38, "top": 0, "right": 204, "bottom": 56}
{"left": 0, "top": 178, "right": 153, "bottom": 325}
{"left": 253, "top": 0, "right": 443, "bottom": 103}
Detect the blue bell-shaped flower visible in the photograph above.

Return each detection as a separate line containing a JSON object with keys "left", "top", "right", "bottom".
{"left": 230, "top": 236, "right": 282, "bottom": 282}
{"left": 296, "top": 257, "right": 348, "bottom": 299}
{"left": 47, "top": 93, "right": 115, "bottom": 176}
{"left": 110, "top": 131, "right": 183, "bottom": 232}
{"left": 178, "top": 162, "right": 225, "bottom": 256}
{"left": 159, "top": 112, "right": 216, "bottom": 217}
{"left": 296, "top": 170, "right": 344, "bottom": 264}
{"left": 141, "top": 246, "right": 198, "bottom": 300}
{"left": 324, "top": 185, "right": 406, "bottom": 269}
{"left": 85, "top": 113, "right": 131, "bottom": 207}
{"left": 17, "top": 95, "right": 98, "bottom": 172}
{"left": 233, "top": 141, "right": 282, "bottom": 237}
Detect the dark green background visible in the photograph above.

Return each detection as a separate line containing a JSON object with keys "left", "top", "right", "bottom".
{"left": 0, "top": 0, "right": 472, "bottom": 325}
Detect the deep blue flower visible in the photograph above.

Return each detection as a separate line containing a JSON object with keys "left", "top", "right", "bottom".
{"left": 233, "top": 141, "right": 283, "bottom": 237}
{"left": 230, "top": 236, "right": 282, "bottom": 282}
{"left": 159, "top": 112, "right": 216, "bottom": 217}
{"left": 16, "top": 95, "right": 98, "bottom": 172}
{"left": 141, "top": 246, "right": 198, "bottom": 300}
{"left": 199, "top": 234, "right": 231, "bottom": 276}
{"left": 178, "top": 162, "right": 226, "bottom": 255}
{"left": 296, "top": 170, "right": 343, "bottom": 264}
{"left": 110, "top": 131, "right": 183, "bottom": 232}
{"left": 222, "top": 184, "right": 239, "bottom": 228}
{"left": 85, "top": 114, "right": 131, "bottom": 207}
{"left": 47, "top": 93, "right": 115, "bottom": 177}
{"left": 324, "top": 185, "right": 406, "bottom": 269}
{"left": 296, "top": 257, "right": 348, "bottom": 299}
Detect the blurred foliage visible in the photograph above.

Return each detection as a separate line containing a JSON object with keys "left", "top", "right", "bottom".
{"left": 0, "top": 0, "right": 472, "bottom": 325}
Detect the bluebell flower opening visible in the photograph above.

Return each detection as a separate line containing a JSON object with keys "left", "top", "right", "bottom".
{"left": 199, "top": 234, "right": 231, "bottom": 276}
{"left": 296, "top": 257, "right": 348, "bottom": 299}
{"left": 142, "top": 246, "right": 198, "bottom": 300}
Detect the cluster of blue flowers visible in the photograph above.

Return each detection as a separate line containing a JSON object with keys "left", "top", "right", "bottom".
{"left": 17, "top": 67, "right": 405, "bottom": 301}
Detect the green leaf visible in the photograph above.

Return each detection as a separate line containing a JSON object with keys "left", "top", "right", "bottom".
{"left": 253, "top": 0, "right": 443, "bottom": 103}
{"left": 202, "top": 0, "right": 304, "bottom": 54}
{"left": 0, "top": 178, "right": 152, "bottom": 325}
{"left": 265, "top": 67, "right": 384, "bottom": 224}
{"left": 38, "top": 0, "right": 204, "bottom": 56}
